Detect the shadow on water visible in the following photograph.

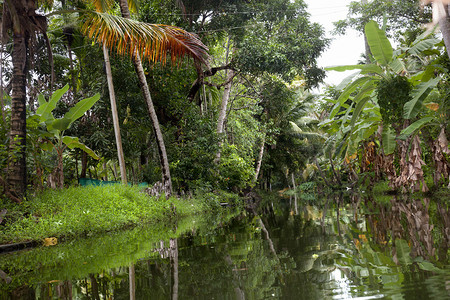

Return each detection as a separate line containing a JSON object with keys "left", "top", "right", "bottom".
{"left": 0, "top": 193, "right": 449, "bottom": 299}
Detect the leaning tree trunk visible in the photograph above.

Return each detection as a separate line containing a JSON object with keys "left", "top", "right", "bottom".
{"left": 103, "top": 45, "right": 127, "bottom": 184}
{"left": 8, "top": 32, "right": 28, "bottom": 200}
{"left": 118, "top": 0, "right": 172, "bottom": 195}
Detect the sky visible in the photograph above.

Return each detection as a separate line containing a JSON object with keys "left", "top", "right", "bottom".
{"left": 303, "top": 0, "right": 366, "bottom": 88}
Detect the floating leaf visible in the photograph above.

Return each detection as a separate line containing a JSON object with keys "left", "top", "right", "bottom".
{"left": 424, "top": 102, "right": 439, "bottom": 111}
{"left": 43, "top": 237, "right": 58, "bottom": 246}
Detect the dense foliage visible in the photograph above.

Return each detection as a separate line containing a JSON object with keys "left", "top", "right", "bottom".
{"left": 0, "top": 0, "right": 449, "bottom": 206}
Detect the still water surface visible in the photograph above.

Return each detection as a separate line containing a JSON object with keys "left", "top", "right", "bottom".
{"left": 1, "top": 194, "right": 449, "bottom": 299}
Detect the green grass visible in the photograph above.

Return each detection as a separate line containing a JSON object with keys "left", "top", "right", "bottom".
{"left": 0, "top": 186, "right": 241, "bottom": 244}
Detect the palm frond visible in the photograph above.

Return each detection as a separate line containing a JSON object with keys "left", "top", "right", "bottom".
{"left": 85, "top": 0, "right": 115, "bottom": 13}
{"left": 289, "top": 121, "right": 326, "bottom": 140}
{"left": 81, "top": 11, "right": 209, "bottom": 65}
{"left": 127, "top": 0, "right": 139, "bottom": 14}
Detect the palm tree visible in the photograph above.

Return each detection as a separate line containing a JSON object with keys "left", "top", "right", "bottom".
{"left": 2, "top": 0, "right": 208, "bottom": 199}
{"left": 2, "top": 0, "right": 49, "bottom": 200}
{"left": 83, "top": 1, "right": 208, "bottom": 195}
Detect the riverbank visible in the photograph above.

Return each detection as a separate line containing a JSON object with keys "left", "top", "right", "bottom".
{"left": 0, "top": 185, "right": 242, "bottom": 246}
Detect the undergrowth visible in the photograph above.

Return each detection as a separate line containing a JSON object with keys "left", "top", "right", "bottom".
{"left": 0, "top": 185, "right": 241, "bottom": 244}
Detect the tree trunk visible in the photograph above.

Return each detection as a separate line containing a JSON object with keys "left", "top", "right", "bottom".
{"left": 56, "top": 148, "right": 64, "bottom": 189}
{"left": 0, "top": 23, "right": 5, "bottom": 124}
{"left": 170, "top": 239, "right": 179, "bottom": 300}
{"left": 103, "top": 45, "right": 127, "bottom": 184}
{"left": 253, "top": 134, "right": 265, "bottom": 184}
{"left": 80, "top": 151, "right": 87, "bottom": 178}
{"left": 215, "top": 38, "right": 234, "bottom": 163}
{"left": 129, "top": 264, "right": 136, "bottom": 300}
{"left": 439, "top": 4, "right": 450, "bottom": 60}
{"left": 361, "top": 0, "right": 372, "bottom": 63}
{"left": 8, "top": 31, "right": 27, "bottom": 199}
{"left": 119, "top": 0, "right": 172, "bottom": 196}
{"left": 67, "top": 43, "right": 76, "bottom": 102}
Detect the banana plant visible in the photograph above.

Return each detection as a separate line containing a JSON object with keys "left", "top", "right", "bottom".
{"left": 323, "top": 21, "right": 441, "bottom": 157}
{"left": 31, "top": 84, "right": 100, "bottom": 188}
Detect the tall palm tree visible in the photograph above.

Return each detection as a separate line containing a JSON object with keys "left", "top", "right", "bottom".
{"left": 2, "top": 0, "right": 49, "bottom": 200}
{"left": 2, "top": 0, "right": 208, "bottom": 200}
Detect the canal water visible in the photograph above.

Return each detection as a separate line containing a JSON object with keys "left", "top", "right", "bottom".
{"left": 0, "top": 194, "right": 449, "bottom": 299}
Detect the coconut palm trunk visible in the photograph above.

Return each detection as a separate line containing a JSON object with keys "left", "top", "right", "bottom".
{"left": 118, "top": 0, "right": 172, "bottom": 195}
{"left": 103, "top": 45, "right": 127, "bottom": 184}
{"left": 8, "top": 20, "right": 28, "bottom": 200}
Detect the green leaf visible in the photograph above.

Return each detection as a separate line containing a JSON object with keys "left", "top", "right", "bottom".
{"left": 349, "top": 96, "right": 371, "bottom": 130}
{"left": 47, "top": 117, "right": 72, "bottom": 132}
{"left": 408, "top": 38, "right": 440, "bottom": 56}
{"left": 330, "top": 77, "right": 373, "bottom": 119}
{"left": 326, "top": 64, "right": 383, "bottom": 76}
{"left": 395, "top": 239, "right": 412, "bottom": 266}
{"left": 365, "top": 20, "right": 393, "bottom": 66}
{"left": 62, "top": 136, "right": 100, "bottom": 160}
{"left": 382, "top": 125, "right": 396, "bottom": 154}
{"left": 36, "top": 85, "right": 69, "bottom": 122}
{"left": 403, "top": 77, "right": 440, "bottom": 119}
{"left": 65, "top": 93, "right": 100, "bottom": 126}
{"left": 398, "top": 117, "right": 434, "bottom": 140}
{"left": 417, "top": 260, "right": 443, "bottom": 273}
{"left": 336, "top": 71, "right": 361, "bottom": 90}
{"left": 389, "top": 58, "right": 406, "bottom": 74}
{"left": 40, "top": 141, "right": 54, "bottom": 151}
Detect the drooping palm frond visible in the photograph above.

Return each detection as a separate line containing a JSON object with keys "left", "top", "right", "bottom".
{"left": 289, "top": 121, "right": 326, "bottom": 140}
{"left": 81, "top": 11, "right": 209, "bottom": 65}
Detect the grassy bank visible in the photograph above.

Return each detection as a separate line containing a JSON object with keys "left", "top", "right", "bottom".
{"left": 0, "top": 185, "right": 241, "bottom": 244}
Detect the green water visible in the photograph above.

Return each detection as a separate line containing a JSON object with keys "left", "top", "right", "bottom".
{"left": 0, "top": 194, "right": 449, "bottom": 299}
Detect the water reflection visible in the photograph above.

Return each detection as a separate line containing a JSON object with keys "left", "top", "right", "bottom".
{"left": 0, "top": 194, "right": 449, "bottom": 299}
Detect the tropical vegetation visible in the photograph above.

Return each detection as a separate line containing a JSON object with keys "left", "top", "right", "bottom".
{"left": 0, "top": 0, "right": 449, "bottom": 245}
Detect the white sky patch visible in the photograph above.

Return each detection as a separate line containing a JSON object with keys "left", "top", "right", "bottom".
{"left": 303, "top": 0, "right": 366, "bottom": 88}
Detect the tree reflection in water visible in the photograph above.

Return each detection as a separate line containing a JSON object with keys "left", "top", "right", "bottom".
{"left": 0, "top": 194, "right": 449, "bottom": 299}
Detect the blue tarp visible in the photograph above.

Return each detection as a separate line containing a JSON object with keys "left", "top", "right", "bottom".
{"left": 78, "top": 178, "right": 147, "bottom": 187}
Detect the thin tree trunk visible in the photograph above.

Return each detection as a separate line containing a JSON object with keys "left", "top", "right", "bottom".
{"left": 291, "top": 172, "right": 298, "bottom": 214}
{"left": 8, "top": 31, "right": 27, "bottom": 199}
{"left": 129, "top": 264, "right": 136, "bottom": 300}
{"left": 361, "top": 0, "right": 372, "bottom": 63}
{"left": 103, "top": 45, "right": 127, "bottom": 184}
{"left": 170, "top": 239, "right": 178, "bottom": 300}
{"left": 253, "top": 135, "right": 265, "bottom": 184}
{"left": 0, "top": 16, "right": 5, "bottom": 124}
{"left": 439, "top": 4, "right": 450, "bottom": 60}
{"left": 118, "top": 0, "right": 172, "bottom": 195}
{"left": 215, "top": 38, "right": 234, "bottom": 163}
{"left": 67, "top": 43, "right": 76, "bottom": 100}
